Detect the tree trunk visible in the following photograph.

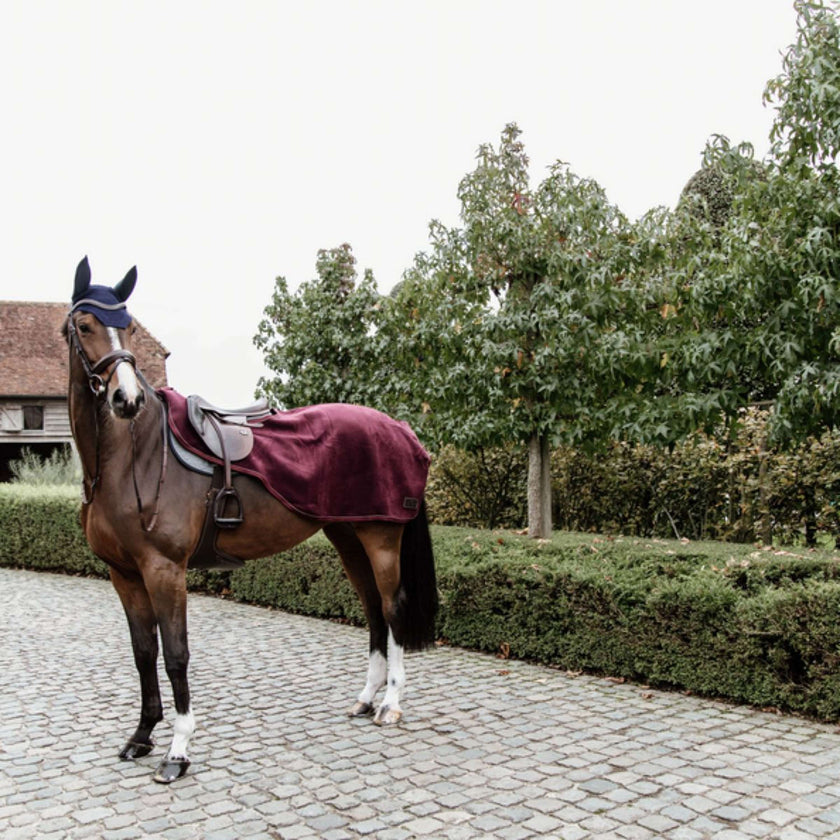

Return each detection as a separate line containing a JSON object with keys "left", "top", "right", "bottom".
{"left": 758, "top": 432, "right": 773, "bottom": 546}
{"left": 804, "top": 486, "right": 817, "bottom": 548}
{"left": 527, "top": 432, "right": 552, "bottom": 539}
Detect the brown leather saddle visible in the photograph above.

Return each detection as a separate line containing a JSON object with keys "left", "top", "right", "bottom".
{"left": 184, "top": 395, "right": 274, "bottom": 569}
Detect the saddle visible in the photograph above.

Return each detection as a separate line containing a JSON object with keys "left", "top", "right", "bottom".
{"left": 184, "top": 394, "right": 274, "bottom": 569}
{"left": 186, "top": 395, "right": 273, "bottom": 463}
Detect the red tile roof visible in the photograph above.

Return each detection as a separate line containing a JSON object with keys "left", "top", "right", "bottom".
{"left": 0, "top": 302, "right": 169, "bottom": 397}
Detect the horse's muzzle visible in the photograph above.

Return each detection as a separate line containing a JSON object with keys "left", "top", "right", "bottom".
{"left": 111, "top": 385, "right": 146, "bottom": 420}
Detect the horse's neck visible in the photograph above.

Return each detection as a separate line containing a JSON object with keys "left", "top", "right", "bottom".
{"left": 128, "top": 387, "right": 165, "bottom": 475}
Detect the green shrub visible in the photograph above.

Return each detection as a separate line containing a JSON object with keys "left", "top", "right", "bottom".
{"left": 431, "top": 411, "right": 840, "bottom": 547}
{"left": 433, "top": 528, "right": 840, "bottom": 720}
{"left": 425, "top": 444, "right": 527, "bottom": 529}
{"left": 226, "top": 538, "right": 365, "bottom": 624}
{"left": 0, "top": 485, "right": 105, "bottom": 576}
{"left": 9, "top": 446, "right": 81, "bottom": 486}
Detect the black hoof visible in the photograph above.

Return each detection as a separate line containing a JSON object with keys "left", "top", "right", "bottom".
{"left": 119, "top": 739, "right": 154, "bottom": 761}
{"left": 153, "top": 757, "right": 190, "bottom": 784}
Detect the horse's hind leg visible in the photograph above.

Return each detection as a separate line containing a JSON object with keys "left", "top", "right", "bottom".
{"left": 323, "top": 524, "right": 389, "bottom": 719}
{"left": 352, "top": 523, "right": 408, "bottom": 726}
{"left": 109, "top": 567, "right": 163, "bottom": 761}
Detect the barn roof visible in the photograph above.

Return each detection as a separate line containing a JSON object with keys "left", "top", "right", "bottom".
{"left": 0, "top": 301, "right": 169, "bottom": 398}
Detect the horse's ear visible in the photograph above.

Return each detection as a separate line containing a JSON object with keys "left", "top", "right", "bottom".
{"left": 114, "top": 266, "right": 137, "bottom": 302}
{"left": 73, "top": 256, "right": 91, "bottom": 300}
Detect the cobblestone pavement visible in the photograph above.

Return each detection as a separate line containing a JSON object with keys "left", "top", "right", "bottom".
{"left": 2, "top": 567, "right": 840, "bottom": 840}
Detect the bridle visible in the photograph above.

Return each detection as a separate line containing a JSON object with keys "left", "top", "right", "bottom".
{"left": 66, "top": 307, "right": 168, "bottom": 531}
{"left": 66, "top": 302, "right": 138, "bottom": 397}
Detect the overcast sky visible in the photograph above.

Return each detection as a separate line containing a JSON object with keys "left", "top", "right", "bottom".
{"left": 1, "top": 0, "right": 801, "bottom": 403}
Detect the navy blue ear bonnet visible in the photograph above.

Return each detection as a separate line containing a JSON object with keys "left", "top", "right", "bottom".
{"left": 71, "top": 257, "right": 136, "bottom": 329}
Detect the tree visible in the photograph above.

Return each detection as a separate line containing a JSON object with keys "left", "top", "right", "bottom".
{"left": 765, "top": 0, "right": 840, "bottom": 169}
{"left": 254, "top": 4, "right": 840, "bottom": 545}
{"left": 384, "top": 124, "right": 652, "bottom": 537}
{"left": 254, "top": 243, "right": 383, "bottom": 408}
{"left": 758, "top": 0, "right": 840, "bottom": 439}
{"left": 642, "top": 1, "right": 840, "bottom": 543}
{"left": 642, "top": 139, "right": 772, "bottom": 443}
{"left": 659, "top": 1, "right": 840, "bottom": 446}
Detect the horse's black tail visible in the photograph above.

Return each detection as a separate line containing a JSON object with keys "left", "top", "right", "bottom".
{"left": 393, "top": 501, "right": 438, "bottom": 652}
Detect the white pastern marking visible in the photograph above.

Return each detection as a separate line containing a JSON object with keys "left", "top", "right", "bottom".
{"left": 381, "top": 630, "right": 405, "bottom": 711}
{"left": 168, "top": 709, "right": 195, "bottom": 760}
{"left": 359, "top": 649, "right": 388, "bottom": 706}
{"left": 107, "top": 327, "right": 141, "bottom": 401}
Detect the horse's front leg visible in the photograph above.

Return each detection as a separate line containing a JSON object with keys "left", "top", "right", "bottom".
{"left": 141, "top": 556, "right": 194, "bottom": 784}
{"left": 109, "top": 567, "right": 164, "bottom": 761}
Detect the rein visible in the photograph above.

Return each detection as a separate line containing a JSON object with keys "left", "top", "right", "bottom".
{"left": 67, "top": 314, "right": 168, "bottom": 531}
{"left": 131, "top": 373, "right": 169, "bottom": 533}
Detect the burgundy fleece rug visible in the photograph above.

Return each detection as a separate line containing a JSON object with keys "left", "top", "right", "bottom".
{"left": 158, "top": 388, "right": 429, "bottom": 523}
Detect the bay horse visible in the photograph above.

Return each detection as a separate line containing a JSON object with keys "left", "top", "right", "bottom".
{"left": 64, "top": 257, "right": 437, "bottom": 783}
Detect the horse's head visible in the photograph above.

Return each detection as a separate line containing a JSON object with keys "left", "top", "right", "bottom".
{"left": 66, "top": 256, "right": 146, "bottom": 420}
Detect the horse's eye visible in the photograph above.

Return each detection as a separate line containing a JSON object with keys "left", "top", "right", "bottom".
{"left": 78, "top": 322, "right": 92, "bottom": 335}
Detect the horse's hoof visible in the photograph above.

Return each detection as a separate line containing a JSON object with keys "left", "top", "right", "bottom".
{"left": 153, "top": 757, "right": 190, "bottom": 784}
{"left": 119, "top": 739, "right": 154, "bottom": 761}
{"left": 374, "top": 705, "right": 402, "bottom": 726}
{"left": 349, "top": 701, "right": 375, "bottom": 718}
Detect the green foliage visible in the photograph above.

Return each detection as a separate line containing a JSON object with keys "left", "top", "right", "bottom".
{"left": 428, "top": 410, "right": 840, "bottom": 546}
{"left": 249, "top": 6, "right": 840, "bottom": 537}
{"left": 554, "top": 412, "right": 840, "bottom": 546}
{"left": 744, "top": 157, "right": 840, "bottom": 441}
{"left": 9, "top": 446, "right": 81, "bottom": 486}
{"left": 386, "top": 123, "right": 653, "bottom": 451}
{"left": 0, "top": 485, "right": 105, "bottom": 576}
{"left": 433, "top": 527, "right": 840, "bottom": 720}
{"left": 254, "top": 243, "right": 384, "bottom": 408}
{"left": 678, "top": 164, "right": 735, "bottom": 229}
{"left": 765, "top": 0, "right": 840, "bottom": 168}
{"left": 380, "top": 123, "right": 667, "bottom": 536}
{"left": 225, "top": 535, "right": 365, "bottom": 624}
{"left": 657, "top": 5, "right": 840, "bottom": 445}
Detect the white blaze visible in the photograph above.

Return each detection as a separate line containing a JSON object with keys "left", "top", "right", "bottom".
{"left": 107, "top": 327, "right": 141, "bottom": 402}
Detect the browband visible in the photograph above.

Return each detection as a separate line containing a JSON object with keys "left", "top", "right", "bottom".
{"left": 70, "top": 298, "right": 129, "bottom": 313}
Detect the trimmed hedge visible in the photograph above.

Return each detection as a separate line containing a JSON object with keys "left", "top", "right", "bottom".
{"left": 0, "top": 486, "right": 104, "bottom": 577}
{"left": 431, "top": 528, "right": 840, "bottom": 719}
{"left": 4, "top": 486, "right": 840, "bottom": 721}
